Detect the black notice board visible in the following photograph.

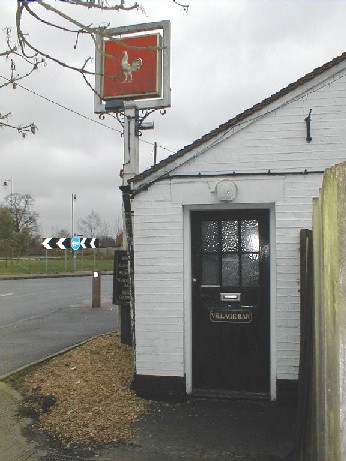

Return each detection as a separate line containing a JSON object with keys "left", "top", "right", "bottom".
{"left": 113, "top": 250, "right": 130, "bottom": 305}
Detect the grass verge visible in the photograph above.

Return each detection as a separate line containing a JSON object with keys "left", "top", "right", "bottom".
{"left": 0, "top": 255, "right": 113, "bottom": 275}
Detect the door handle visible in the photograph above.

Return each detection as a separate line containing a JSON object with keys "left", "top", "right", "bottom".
{"left": 220, "top": 293, "right": 241, "bottom": 302}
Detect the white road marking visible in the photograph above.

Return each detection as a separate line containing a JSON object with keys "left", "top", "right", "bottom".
{"left": 0, "top": 293, "right": 14, "bottom": 297}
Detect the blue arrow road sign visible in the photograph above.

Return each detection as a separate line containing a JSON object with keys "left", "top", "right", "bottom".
{"left": 71, "top": 236, "right": 81, "bottom": 251}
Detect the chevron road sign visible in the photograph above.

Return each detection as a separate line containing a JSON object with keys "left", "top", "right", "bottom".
{"left": 80, "top": 237, "right": 98, "bottom": 249}
{"left": 57, "top": 238, "right": 71, "bottom": 250}
{"left": 41, "top": 238, "right": 99, "bottom": 250}
{"left": 42, "top": 238, "right": 56, "bottom": 250}
{"left": 85, "top": 238, "right": 98, "bottom": 249}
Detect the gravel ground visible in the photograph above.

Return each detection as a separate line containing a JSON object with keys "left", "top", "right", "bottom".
{"left": 11, "top": 332, "right": 149, "bottom": 450}
{"left": 6, "top": 332, "right": 297, "bottom": 461}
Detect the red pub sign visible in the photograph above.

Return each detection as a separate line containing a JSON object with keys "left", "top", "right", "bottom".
{"left": 101, "top": 34, "right": 162, "bottom": 100}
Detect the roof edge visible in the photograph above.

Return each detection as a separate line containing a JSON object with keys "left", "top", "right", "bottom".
{"left": 131, "top": 50, "right": 346, "bottom": 188}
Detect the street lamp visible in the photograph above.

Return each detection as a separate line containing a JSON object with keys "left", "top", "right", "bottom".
{"left": 3, "top": 176, "right": 13, "bottom": 195}
{"left": 71, "top": 194, "right": 77, "bottom": 272}
{"left": 71, "top": 193, "right": 77, "bottom": 236}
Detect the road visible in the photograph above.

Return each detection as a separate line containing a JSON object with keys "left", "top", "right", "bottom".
{"left": 0, "top": 275, "right": 118, "bottom": 377}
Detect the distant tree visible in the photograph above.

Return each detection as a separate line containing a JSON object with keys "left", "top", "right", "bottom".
{"left": 55, "top": 227, "right": 70, "bottom": 238}
{"left": 98, "top": 235, "right": 116, "bottom": 248}
{"left": 1, "top": 193, "right": 39, "bottom": 259}
{"left": 78, "top": 210, "right": 118, "bottom": 247}
{"left": 78, "top": 210, "right": 104, "bottom": 238}
{"left": 0, "top": 207, "right": 14, "bottom": 264}
{"left": 114, "top": 214, "right": 123, "bottom": 247}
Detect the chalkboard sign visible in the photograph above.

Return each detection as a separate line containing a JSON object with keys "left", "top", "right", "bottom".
{"left": 113, "top": 250, "right": 130, "bottom": 305}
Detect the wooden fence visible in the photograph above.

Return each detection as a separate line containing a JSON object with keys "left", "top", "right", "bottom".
{"left": 298, "top": 160, "right": 346, "bottom": 460}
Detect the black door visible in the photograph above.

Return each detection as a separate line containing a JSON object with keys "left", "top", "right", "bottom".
{"left": 191, "top": 209, "right": 270, "bottom": 397}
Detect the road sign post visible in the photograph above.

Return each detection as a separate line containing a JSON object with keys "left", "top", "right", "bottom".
{"left": 71, "top": 236, "right": 80, "bottom": 272}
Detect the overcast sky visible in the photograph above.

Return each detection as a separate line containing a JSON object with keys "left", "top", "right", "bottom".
{"left": 2, "top": 0, "right": 346, "bottom": 238}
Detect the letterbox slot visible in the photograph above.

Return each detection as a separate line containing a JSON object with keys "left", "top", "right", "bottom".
{"left": 220, "top": 292, "right": 241, "bottom": 302}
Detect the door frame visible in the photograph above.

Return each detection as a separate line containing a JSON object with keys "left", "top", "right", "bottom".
{"left": 183, "top": 203, "right": 277, "bottom": 400}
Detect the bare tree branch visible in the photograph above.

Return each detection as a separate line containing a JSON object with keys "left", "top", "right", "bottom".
{"left": 0, "top": 116, "right": 38, "bottom": 138}
{"left": 15, "top": 0, "right": 187, "bottom": 76}
{"left": 0, "top": 26, "right": 43, "bottom": 135}
{"left": 2, "top": 0, "right": 189, "bottom": 135}
{"left": 172, "top": 0, "right": 189, "bottom": 12}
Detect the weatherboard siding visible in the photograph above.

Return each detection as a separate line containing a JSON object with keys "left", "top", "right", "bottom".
{"left": 133, "top": 69, "right": 346, "bottom": 383}
{"left": 134, "top": 188, "right": 185, "bottom": 377}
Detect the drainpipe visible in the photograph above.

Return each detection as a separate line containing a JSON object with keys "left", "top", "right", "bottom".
{"left": 119, "top": 107, "right": 139, "bottom": 351}
{"left": 120, "top": 184, "right": 135, "bottom": 350}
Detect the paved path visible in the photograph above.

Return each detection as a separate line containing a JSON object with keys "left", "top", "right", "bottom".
{"left": 0, "top": 382, "right": 43, "bottom": 461}
{"left": 0, "top": 383, "right": 297, "bottom": 461}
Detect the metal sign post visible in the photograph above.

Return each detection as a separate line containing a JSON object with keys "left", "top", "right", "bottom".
{"left": 94, "top": 20, "right": 171, "bottom": 345}
{"left": 71, "top": 193, "right": 77, "bottom": 272}
{"left": 119, "top": 110, "right": 139, "bottom": 344}
{"left": 122, "top": 107, "right": 140, "bottom": 187}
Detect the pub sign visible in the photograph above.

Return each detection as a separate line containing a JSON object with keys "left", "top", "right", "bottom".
{"left": 102, "top": 34, "right": 162, "bottom": 100}
{"left": 94, "top": 20, "right": 171, "bottom": 113}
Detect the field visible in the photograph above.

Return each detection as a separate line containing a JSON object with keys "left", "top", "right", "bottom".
{"left": 0, "top": 252, "right": 114, "bottom": 275}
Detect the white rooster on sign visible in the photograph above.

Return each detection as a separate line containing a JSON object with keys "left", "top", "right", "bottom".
{"left": 121, "top": 51, "right": 143, "bottom": 83}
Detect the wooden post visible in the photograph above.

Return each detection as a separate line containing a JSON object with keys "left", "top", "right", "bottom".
{"left": 92, "top": 271, "right": 101, "bottom": 308}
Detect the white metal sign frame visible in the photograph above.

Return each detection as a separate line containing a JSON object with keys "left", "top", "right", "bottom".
{"left": 94, "top": 20, "right": 171, "bottom": 113}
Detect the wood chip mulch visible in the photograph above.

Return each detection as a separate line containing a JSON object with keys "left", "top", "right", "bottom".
{"left": 15, "top": 332, "right": 150, "bottom": 449}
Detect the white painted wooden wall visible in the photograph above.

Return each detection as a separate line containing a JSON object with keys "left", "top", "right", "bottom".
{"left": 132, "top": 63, "right": 346, "bottom": 389}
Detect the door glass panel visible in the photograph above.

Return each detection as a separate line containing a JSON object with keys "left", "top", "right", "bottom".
{"left": 221, "top": 220, "right": 238, "bottom": 252}
{"left": 201, "top": 221, "right": 220, "bottom": 252}
{"left": 222, "top": 254, "right": 240, "bottom": 286}
{"left": 202, "top": 254, "right": 220, "bottom": 285}
{"left": 241, "top": 253, "right": 259, "bottom": 287}
{"left": 241, "top": 220, "right": 259, "bottom": 252}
